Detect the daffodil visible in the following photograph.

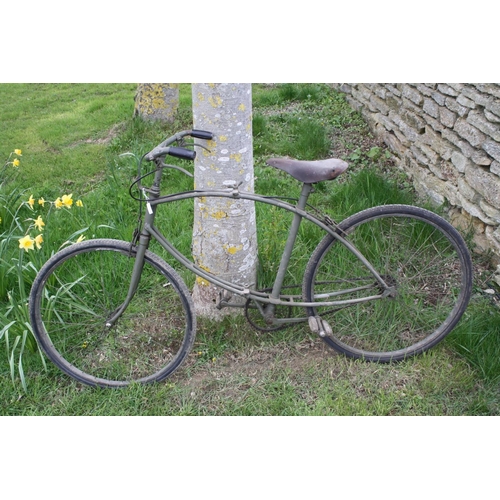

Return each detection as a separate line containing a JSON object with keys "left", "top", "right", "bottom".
{"left": 76, "top": 199, "right": 83, "bottom": 207}
{"left": 34, "top": 234, "right": 43, "bottom": 249}
{"left": 61, "top": 193, "right": 73, "bottom": 208}
{"left": 34, "top": 215, "right": 45, "bottom": 231}
{"left": 14, "top": 149, "right": 22, "bottom": 156}
{"left": 27, "top": 195, "right": 35, "bottom": 208}
{"left": 54, "top": 197, "right": 63, "bottom": 209}
{"left": 19, "top": 235, "right": 35, "bottom": 251}
{"left": 38, "top": 197, "right": 45, "bottom": 207}
{"left": 13, "top": 158, "right": 20, "bottom": 167}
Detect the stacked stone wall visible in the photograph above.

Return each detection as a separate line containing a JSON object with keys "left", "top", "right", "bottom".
{"left": 333, "top": 83, "right": 500, "bottom": 263}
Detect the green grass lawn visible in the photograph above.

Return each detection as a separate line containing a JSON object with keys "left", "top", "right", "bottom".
{"left": 1, "top": 83, "right": 500, "bottom": 415}
{"left": 0, "top": 84, "right": 137, "bottom": 196}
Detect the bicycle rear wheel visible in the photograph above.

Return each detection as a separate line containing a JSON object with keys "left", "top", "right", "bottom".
{"left": 29, "top": 239, "right": 196, "bottom": 387}
{"left": 303, "top": 205, "right": 473, "bottom": 362}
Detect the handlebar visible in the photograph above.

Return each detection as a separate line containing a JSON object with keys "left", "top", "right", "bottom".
{"left": 129, "top": 129, "right": 214, "bottom": 202}
{"left": 144, "top": 129, "right": 213, "bottom": 162}
{"left": 190, "top": 129, "right": 214, "bottom": 140}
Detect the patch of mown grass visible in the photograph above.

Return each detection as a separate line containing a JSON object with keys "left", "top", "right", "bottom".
{"left": 4, "top": 338, "right": 492, "bottom": 416}
{"left": 257, "top": 116, "right": 330, "bottom": 160}
{"left": 253, "top": 83, "right": 325, "bottom": 107}
{"left": 0, "top": 83, "right": 137, "bottom": 195}
{"left": 252, "top": 82, "right": 366, "bottom": 161}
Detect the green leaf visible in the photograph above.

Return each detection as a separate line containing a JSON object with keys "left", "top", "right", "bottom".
{"left": 366, "top": 147, "right": 381, "bottom": 159}
{"left": 18, "top": 330, "right": 28, "bottom": 393}
{"left": 0, "top": 320, "right": 16, "bottom": 340}
{"left": 8, "top": 333, "right": 21, "bottom": 384}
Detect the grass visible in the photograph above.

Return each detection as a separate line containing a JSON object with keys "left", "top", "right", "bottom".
{"left": 1, "top": 83, "right": 500, "bottom": 415}
{"left": 0, "top": 83, "right": 137, "bottom": 197}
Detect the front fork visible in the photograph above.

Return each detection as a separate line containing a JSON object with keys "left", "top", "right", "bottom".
{"left": 105, "top": 231, "right": 151, "bottom": 327}
{"left": 105, "top": 176, "right": 160, "bottom": 327}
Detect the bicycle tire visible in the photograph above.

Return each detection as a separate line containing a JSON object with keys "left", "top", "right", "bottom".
{"left": 302, "top": 205, "right": 473, "bottom": 362}
{"left": 29, "top": 239, "right": 196, "bottom": 387}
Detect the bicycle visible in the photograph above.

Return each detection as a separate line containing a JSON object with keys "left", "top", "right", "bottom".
{"left": 29, "top": 129, "right": 473, "bottom": 388}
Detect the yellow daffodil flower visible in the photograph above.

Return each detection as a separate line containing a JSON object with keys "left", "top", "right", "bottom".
{"left": 34, "top": 234, "right": 43, "bottom": 249}
{"left": 28, "top": 195, "right": 35, "bottom": 208}
{"left": 14, "top": 149, "right": 22, "bottom": 156}
{"left": 34, "top": 215, "right": 45, "bottom": 231}
{"left": 76, "top": 234, "right": 86, "bottom": 243}
{"left": 38, "top": 197, "right": 45, "bottom": 207}
{"left": 54, "top": 197, "right": 63, "bottom": 209}
{"left": 13, "top": 158, "right": 20, "bottom": 167}
{"left": 76, "top": 199, "right": 83, "bottom": 207}
{"left": 19, "top": 235, "right": 35, "bottom": 251}
{"left": 61, "top": 193, "right": 73, "bottom": 208}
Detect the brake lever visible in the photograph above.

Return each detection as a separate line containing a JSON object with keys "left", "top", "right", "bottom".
{"left": 177, "top": 137, "right": 212, "bottom": 154}
{"left": 160, "top": 162, "right": 194, "bottom": 178}
{"left": 193, "top": 142, "right": 212, "bottom": 153}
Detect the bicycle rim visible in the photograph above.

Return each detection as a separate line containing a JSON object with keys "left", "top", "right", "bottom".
{"left": 303, "top": 205, "right": 472, "bottom": 361}
{"left": 29, "top": 239, "right": 196, "bottom": 387}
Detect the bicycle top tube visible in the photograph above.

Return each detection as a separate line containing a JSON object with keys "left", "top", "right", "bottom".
{"left": 129, "top": 129, "right": 390, "bottom": 311}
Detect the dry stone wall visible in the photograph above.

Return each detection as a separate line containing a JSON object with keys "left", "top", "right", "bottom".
{"left": 332, "top": 83, "right": 500, "bottom": 263}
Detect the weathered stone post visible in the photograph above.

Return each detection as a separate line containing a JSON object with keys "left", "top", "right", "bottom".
{"left": 134, "top": 83, "right": 179, "bottom": 121}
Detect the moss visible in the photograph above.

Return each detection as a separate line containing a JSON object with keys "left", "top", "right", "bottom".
{"left": 133, "top": 83, "right": 179, "bottom": 121}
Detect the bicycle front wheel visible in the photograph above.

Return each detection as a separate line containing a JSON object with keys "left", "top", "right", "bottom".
{"left": 29, "top": 239, "right": 196, "bottom": 387}
{"left": 303, "top": 205, "right": 473, "bottom": 362}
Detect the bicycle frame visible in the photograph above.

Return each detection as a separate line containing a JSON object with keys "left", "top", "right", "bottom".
{"left": 28, "top": 121, "right": 473, "bottom": 389}
{"left": 106, "top": 155, "right": 391, "bottom": 328}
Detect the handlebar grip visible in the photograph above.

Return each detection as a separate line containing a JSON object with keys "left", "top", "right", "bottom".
{"left": 168, "top": 147, "right": 196, "bottom": 161}
{"left": 190, "top": 129, "right": 214, "bottom": 140}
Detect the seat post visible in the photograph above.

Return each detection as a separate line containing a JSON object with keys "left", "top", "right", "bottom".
{"left": 268, "top": 183, "right": 314, "bottom": 305}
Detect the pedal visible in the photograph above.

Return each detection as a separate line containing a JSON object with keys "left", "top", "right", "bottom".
{"left": 216, "top": 290, "right": 233, "bottom": 310}
{"left": 308, "top": 316, "right": 333, "bottom": 339}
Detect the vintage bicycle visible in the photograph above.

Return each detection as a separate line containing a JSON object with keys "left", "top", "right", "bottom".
{"left": 29, "top": 129, "right": 473, "bottom": 387}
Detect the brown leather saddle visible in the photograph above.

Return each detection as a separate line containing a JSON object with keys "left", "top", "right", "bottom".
{"left": 266, "top": 157, "right": 348, "bottom": 184}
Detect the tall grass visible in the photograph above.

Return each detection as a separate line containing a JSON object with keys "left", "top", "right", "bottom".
{"left": 446, "top": 299, "right": 500, "bottom": 382}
